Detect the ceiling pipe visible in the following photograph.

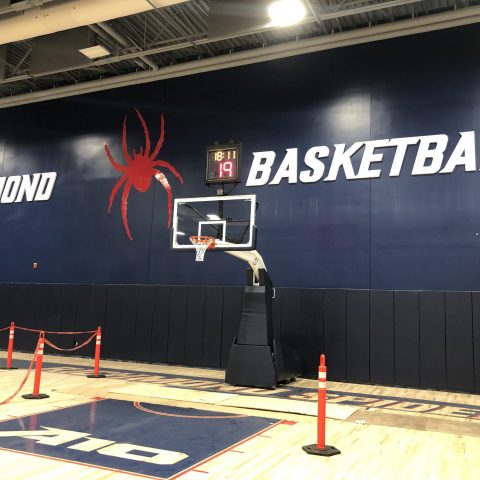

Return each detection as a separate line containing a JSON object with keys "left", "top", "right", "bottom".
{"left": 0, "top": 0, "right": 187, "bottom": 46}
{"left": 0, "top": 3, "right": 479, "bottom": 108}
{"left": 95, "top": 22, "right": 158, "bottom": 71}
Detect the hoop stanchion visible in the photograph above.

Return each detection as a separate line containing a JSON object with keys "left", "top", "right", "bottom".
{"left": 0, "top": 322, "right": 18, "bottom": 370}
{"left": 22, "top": 332, "right": 49, "bottom": 400}
{"left": 87, "top": 326, "right": 106, "bottom": 378}
{"left": 302, "top": 354, "right": 340, "bottom": 457}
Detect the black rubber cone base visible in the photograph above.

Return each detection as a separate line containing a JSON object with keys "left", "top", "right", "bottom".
{"left": 0, "top": 366, "right": 18, "bottom": 369}
{"left": 302, "top": 444, "right": 341, "bottom": 457}
{"left": 87, "top": 373, "right": 106, "bottom": 378}
{"left": 22, "top": 393, "right": 49, "bottom": 399}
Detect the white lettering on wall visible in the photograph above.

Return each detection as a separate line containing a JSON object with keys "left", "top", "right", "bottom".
{"left": 0, "top": 171, "right": 57, "bottom": 204}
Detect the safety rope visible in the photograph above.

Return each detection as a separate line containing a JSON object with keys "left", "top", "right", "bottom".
{"left": 14, "top": 326, "right": 97, "bottom": 335}
{"left": 0, "top": 326, "right": 10, "bottom": 333}
{"left": 0, "top": 336, "right": 40, "bottom": 405}
{"left": 43, "top": 332, "right": 97, "bottom": 352}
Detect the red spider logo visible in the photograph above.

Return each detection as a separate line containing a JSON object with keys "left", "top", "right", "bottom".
{"left": 104, "top": 109, "right": 183, "bottom": 240}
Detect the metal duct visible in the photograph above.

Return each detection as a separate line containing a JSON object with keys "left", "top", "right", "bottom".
{"left": 0, "top": 0, "right": 188, "bottom": 46}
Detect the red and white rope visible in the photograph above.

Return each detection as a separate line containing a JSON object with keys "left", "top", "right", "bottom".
{"left": 14, "top": 326, "right": 97, "bottom": 335}
{"left": 0, "top": 336, "right": 40, "bottom": 405}
{"left": 43, "top": 332, "right": 97, "bottom": 352}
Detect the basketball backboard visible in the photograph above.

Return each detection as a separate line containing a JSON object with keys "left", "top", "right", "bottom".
{"left": 171, "top": 194, "right": 256, "bottom": 251}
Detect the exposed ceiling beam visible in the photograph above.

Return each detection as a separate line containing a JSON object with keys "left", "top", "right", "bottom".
{"left": 0, "top": 1, "right": 477, "bottom": 108}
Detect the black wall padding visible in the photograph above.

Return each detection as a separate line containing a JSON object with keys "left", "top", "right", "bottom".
{"left": 444, "top": 292, "right": 474, "bottom": 391}
{"left": 299, "top": 289, "right": 324, "bottom": 378}
{"left": 346, "top": 290, "right": 369, "bottom": 383}
{"left": 472, "top": 293, "right": 480, "bottom": 392}
{"left": 2, "top": 283, "right": 480, "bottom": 393}
{"left": 150, "top": 286, "right": 171, "bottom": 364}
{"left": 184, "top": 286, "right": 205, "bottom": 366}
{"left": 133, "top": 286, "right": 153, "bottom": 363}
{"left": 167, "top": 286, "right": 188, "bottom": 365}
{"left": 202, "top": 287, "right": 223, "bottom": 368}
{"left": 370, "top": 290, "right": 395, "bottom": 385}
{"left": 419, "top": 291, "right": 446, "bottom": 389}
{"left": 323, "top": 289, "right": 347, "bottom": 381}
{"left": 394, "top": 291, "right": 420, "bottom": 387}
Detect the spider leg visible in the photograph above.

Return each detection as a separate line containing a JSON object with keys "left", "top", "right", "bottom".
{"left": 122, "top": 114, "right": 133, "bottom": 165}
{"left": 108, "top": 175, "right": 128, "bottom": 212}
{"left": 148, "top": 114, "right": 165, "bottom": 162}
{"left": 155, "top": 172, "right": 173, "bottom": 229}
{"left": 121, "top": 180, "right": 134, "bottom": 240}
{"left": 152, "top": 160, "right": 184, "bottom": 184}
{"left": 135, "top": 108, "right": 151, "bottom": 158}
{"left": 104, "top": 143, "right": 127, "bottom": 172}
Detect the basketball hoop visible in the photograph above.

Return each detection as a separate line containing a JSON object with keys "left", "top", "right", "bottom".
{"left": 190, "top": 236, "right": 215, "bottom": 262}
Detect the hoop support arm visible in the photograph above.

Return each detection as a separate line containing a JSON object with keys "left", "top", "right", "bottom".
{"left": 225, "top": 250, "right": 266, "bottom": 285}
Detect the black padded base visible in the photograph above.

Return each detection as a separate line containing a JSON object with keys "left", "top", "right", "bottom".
{"left": 87, "top": 374, "right": 106, "bottom": 378}
{"left": 302, "top": 444, "right": 341, "bottom": 456}
{"left": 22, "top": 393, "right": 50, "bottom": 399}
{"left": 225, "top": 343, "right": 276, "bottom": 388}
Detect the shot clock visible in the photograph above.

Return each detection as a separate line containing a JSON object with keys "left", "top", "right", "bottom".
{"left": 205, "top": 143, "right": 241, "bottom": 184}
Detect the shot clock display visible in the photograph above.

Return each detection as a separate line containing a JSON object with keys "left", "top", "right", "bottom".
{"left": 205, "top": 143, "right": 241, "bottom": 184}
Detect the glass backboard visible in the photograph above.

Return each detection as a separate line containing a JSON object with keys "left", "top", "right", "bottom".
{"left": 171, "top": 194, "right": 256, "bottom": 251}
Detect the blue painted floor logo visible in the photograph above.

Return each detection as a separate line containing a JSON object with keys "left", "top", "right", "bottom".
{"left": 0, "top": 399, "right": 277, "bottom": 479}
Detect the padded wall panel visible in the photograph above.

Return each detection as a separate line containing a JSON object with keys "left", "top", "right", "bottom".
{"left": 370, "top": 290, "right": 394, "bottom": 385}
{"left": 346, "top": 289, "right": 370, "bottom": 383}
{"left": 299, "top": 289, "right": 324, "bottom": 378}
{"left": 279, "top": 288, "right": 303, "bottom": 356}
{"left": 42, "top": 284, "right": 65, "bottom": 335}
{"left": 202, "top": 286, "right": 223, "bottom": 368}
{"left": 184, "top": 286, "right": 205, "bottom": 366}
{"left": 150, "top": 286, "right": 171, "bottom": 363}
{"left": 134, "top": 286, "right": 155, "bottom": 362}
{"left": 167, "top": 286, "right": 188, "bottom": 364}
{"left": 445, "top": 292, "right": 474, "bottom": 391}
{"left": 117, "top": 285, "right": 140, "bottom": 361}
{"left": 472, "top": 292, "right": 480, "bottom": 392}
{"left": 103, "top": 285, "right": 124, "bottom": 360}
{"left": 419, "top": 291, "right": 446, "bottom": 389}
{"left": 220, "top": 286, "right": 243, "bottom": 368}
{"left": 323, "top": 289, "right": 346, "bottom": 380}
{"left": 73, "top": 284, "right": 97, "bottom": 357}
{"left": 59, "top": 285, "right": 79, "bottom": 353}
{"left": 394, "top": 291, "right": 420, "bottom": 387}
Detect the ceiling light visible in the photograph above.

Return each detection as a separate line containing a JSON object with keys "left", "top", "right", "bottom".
{"left": 268, "top": 0, "right": 306, "bottom": 27}
{"left": 79, "top": 45, "right": 110, "bottom": 59}
{"left": 207, "top": 214, "right": 221, "bottom": 220}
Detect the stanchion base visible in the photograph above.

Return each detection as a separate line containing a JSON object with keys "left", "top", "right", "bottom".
{"left": 87, "top": 374, "right": 106, "bottom": 378}
{"left": 22, "top": 393, "right": 50, "bottom": 400}
{"left": 302, "top": 444, "right": 341, "bottom": 457}
{"left": 0, "top": 366, "right": 18, "bottom": 369}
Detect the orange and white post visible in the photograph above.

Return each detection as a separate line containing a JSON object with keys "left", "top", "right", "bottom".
{"left": 0, "top": 322, "right": 17, "bottom": 370}
{"left": 87, "top": 326, "right": 106, "bottom": 378}
{"left": 302, "top": 354, "right": 341, "bottom": 456}
{"left": 22, "top": 331, "right": 49, "bottom": 399}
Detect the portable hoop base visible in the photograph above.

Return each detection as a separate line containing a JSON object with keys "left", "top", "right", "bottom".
{"left": 22, "top": 393, "right": 50, "bottom": 399}
{"left": 302, "top": 444, "right": 341, "bottom": 457}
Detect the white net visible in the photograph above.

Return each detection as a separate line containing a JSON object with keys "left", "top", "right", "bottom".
{"left": 190, "top": 237, "right": 214, "bottom": 262}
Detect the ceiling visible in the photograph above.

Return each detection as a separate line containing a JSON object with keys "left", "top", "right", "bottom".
{"left": 0, "top": 0, "right": 479, "bottom": 108}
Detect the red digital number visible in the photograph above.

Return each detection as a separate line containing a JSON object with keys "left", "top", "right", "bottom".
{"left": 219, "top": 160, "right": 234, "bottom": 178}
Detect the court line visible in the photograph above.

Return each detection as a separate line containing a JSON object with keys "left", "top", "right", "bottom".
{"left": 0, "top": 446, "right": 165, "bottom": 480}
{"left": 0, "top": 397, "right": 106, "bottom": 424}
{"left": 169, "top": 419, "right": 293, "bottom": 480}
{"left": 134, "top": 401, "right": 247, "bottom": 419}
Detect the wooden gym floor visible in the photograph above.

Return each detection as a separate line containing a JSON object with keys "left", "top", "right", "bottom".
{"left": 0, "top": 351, "right": 479, "bottom": 479}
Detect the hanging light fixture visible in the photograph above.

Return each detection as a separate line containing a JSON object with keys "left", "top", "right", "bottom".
{"left": 268, "top": 0, "right": 306, "bottom": 27}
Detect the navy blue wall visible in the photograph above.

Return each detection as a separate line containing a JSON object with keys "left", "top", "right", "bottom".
{"left": 1, "top": 25, "right": 480, "bottom": 289}
{"left": 2, "top": 25, "right": 480, "bottom": 392}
